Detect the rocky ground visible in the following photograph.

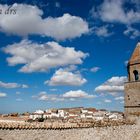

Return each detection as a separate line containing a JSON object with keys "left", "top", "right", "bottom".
{"left": 0, "top": 120, "right": 140, "bottom": 140}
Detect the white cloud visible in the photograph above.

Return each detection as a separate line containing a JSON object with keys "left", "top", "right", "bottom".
{"left": 104, "top": 99, "right": 112, "bottom": 103}
{"left": 0, "top": 81, "right": 28, "bottom": 88}
{"left": 92, "top": 26, "right": 112, "bottom": 37}
{"left": 0, "top": 81, "right": 20, "bottom": 88}
{"left": 22, "top": 84, "right": 29, "bottom": 88}
{"left": 3, "top": 40, "right": 88, "bottom": 73}
{"left": 95, "top": 76, "right": 127, "bottom": 94}
{"left": 49, "top": 88, "right": 57, "bottom": 91}
{"left": 34, "top": 90, "right": 95, "bottom": 101}
{"left": 55, "top": 2, "right": 60, "bottom": 8}
{"left": 62, "top": 90, "right": 96, "bottom": 98}
{"left": 38, "top": 92, "right": 49, "bottom": 101}
{"left": 64, "top": 65, "right": 77, "bottom": 72}
{"left": 90, "top": 67, "right": 101, "bottom": 72}
{"left": 34, "top": 91, "right": 64, "bottom": 101}
{"left": 0, "top": 92, "right": 7, "bottom": 97}
{"left": 123, "top": 26, "right": 140, "bottom": 39}
{"left": 91, "top": 0, "right": 140, "bottom": 25}
{"left": 120, "top": 101, "right": 124, "bottom": 104}
{"left": 16, "top": 91, "right": 21, "bottom": 94}
{"left": 16, "top": 98, "right": 23, "bottom": 101}
{"left": 115, "top": 96, "right": 124, "bottom": 100}
{"left": 0, "top": 4, "right": 89, "bottom": 40}
{"left": 124, "top": 60, "right": 128, "bottom": 66}
{"left": 46, "top": 68, "right": 87, "bottom": 86}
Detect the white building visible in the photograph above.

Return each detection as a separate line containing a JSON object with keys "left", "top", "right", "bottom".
{"left": 108, "top": 113, "right": 123, "bottom": 120}
{"left": 58, "top": 110, "right": 65, "bottom": 118}
{"left": 29, "top": 110, "right": 44, "bottom": 120}
{"left": 80, "top": 114, "right": 86, "bottom": 118}
{"left": 85, "top": 114, "right": 93, "bottom": 119}
{"left": 29, "top": 113, "right": 43, "bottom": 120}
{"left": 92, "top": 111, "right": 105, "bottom": 120}
{"left": 51, "top": 112, "right": 59, "bottom": 118}
{"left": 43, "top": 113, "right": 52, "bottom": 119}
{"left": 81, "top": 109, "right": 88, "bottom": 114}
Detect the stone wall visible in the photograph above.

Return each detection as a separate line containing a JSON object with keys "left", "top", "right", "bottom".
{"left": 124, "top": 81, "right": 140, "bottom": 120}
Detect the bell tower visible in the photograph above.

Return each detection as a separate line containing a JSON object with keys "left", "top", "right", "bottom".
{"left": 124, "top": 43, "right": 140, "bottom": 120}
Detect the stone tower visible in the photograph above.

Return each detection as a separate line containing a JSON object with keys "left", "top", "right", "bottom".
{"left": 124, "top": 43, "right": 140, "bottom": 120}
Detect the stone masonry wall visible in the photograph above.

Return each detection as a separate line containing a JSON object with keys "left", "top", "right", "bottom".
{"left": 124, "top": 81, "right": 140, "bottom": 119}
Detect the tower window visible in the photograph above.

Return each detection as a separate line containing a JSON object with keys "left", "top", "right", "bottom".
{"left": 133, "top": 70, "right": 139, "bottom": 81}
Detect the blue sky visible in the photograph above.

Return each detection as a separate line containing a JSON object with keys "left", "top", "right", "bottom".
{"left": 0, "top": 0, "right": 140, "bottom": 113}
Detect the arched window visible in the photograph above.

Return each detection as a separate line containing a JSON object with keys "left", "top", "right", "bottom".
{"left": 133, "top": 70, "right": 139, "bottom": 81}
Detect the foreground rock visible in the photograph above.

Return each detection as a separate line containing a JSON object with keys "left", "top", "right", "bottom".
{"left": 0, "top": 121, "right": 140, "bottom": 140}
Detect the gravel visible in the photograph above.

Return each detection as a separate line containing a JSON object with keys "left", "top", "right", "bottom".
{"left": 0, "top": 122, "right": 140, "bottom": 140}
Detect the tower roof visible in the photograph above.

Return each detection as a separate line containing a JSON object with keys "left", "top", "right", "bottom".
{"left": 129, "top": 42, "right": 140, "bottom": 65}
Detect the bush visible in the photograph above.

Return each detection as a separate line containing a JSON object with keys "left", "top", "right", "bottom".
{"left": 38, "top": 118, "right": 44, "bottom": 122}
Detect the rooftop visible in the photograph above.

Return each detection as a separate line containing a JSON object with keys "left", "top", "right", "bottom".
{"left": 129, "top": 42, "right": 140, "bottom": 65}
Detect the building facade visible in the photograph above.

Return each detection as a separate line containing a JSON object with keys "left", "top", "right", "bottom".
{"left": 124, "top": 43, "right": 140, "bottom": 120}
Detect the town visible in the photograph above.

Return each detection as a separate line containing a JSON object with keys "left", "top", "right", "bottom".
{"left": 29, "top": 107, "right": 124, "bottom": 122}
{"left": 0, "top": 107, "right": 123, "bottom": 123}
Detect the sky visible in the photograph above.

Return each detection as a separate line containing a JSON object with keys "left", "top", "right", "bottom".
{"left": 0, "top": 0, "right": 140, "bottom": 113}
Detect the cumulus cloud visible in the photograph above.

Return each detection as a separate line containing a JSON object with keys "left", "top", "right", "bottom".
{"left": 33, "top": 90, "right": 95, "bottom": 101}
{"left": 90, "top": 67, "right": 101, "bottom": 73}
{"left": 3, "top": 40, "right": 88, "bottom": 73}
{"left": 0, "top": 4, "right": 89, "bottom": 40}
{"left": 91, "top": 0, "right": 140, "bottom": 25}
{"left": 46, "top": 68, "right": 87, "bottom": 86}
{"left": 0, "top": 81, "right": 28, "bottom": 88}
{"left": 0, "top": 92, "right": 7, "bottom": 97}
{"left": 62, "top": 90, "right": 96, "bottom": 98}
{"left": 33, "top": 91, "right": 65, "bottom": 101}
{"left": 95, "top": 76, "right": 127, "bottom": 94}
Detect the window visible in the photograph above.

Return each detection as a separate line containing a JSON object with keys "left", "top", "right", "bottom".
{"left": 133, "top": 70, "right": 139, "bottom": 81}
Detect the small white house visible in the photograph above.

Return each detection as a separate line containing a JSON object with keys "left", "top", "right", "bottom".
{"left": 85, "top": 114, "right": 93, "bottom": 119}
{"left": 108, "top": 114, "right": 118, "bottom": 120}
{"left": 92, "top": 116, "right": 104, "bottom": 121}
{"left": 51, "top": 112, "right": 59, "bottom": 118}
{"left": 68, "top": 113, "right": 78, "bottom": 118}
{"left": 43, "top": 113, "right": 52, "bottom": 119}
{"left": 80, "top": 114, "right": 86, "bottom": 118}
{"left": 29, "top": 110, "right": 44, "bottom": 120}
{"left": 108, "top": 113, "right": 123, "bottom": 120}
{"left": 58, "top": 110, "right": 65, "bottom": 118}
{"left": 29, "top": 113, "right": 43, "bottom": 120}
{"left": 34, "top": 110, "right": 44, "bottom": 114}
{"left": 81, "top": 109, "right": 88, "bottom": 114}
{"left": 92, "top": 112, "right": 105, "bottom": 120}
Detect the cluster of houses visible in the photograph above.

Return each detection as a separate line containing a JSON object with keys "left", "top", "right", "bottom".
{"left": 29, "top": 107, "right": 124, "bottom": 121}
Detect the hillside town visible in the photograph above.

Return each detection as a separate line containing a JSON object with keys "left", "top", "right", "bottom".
{"left": 0, "top": 107, "right": 124, "bottom": 123}
{"left": 29, "top": 107, "right": 124, "bottom": 121}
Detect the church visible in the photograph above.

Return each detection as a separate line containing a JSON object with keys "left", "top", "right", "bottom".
{"left": 124, "top": 43, "right": 140, "bottom": 120}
